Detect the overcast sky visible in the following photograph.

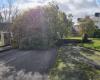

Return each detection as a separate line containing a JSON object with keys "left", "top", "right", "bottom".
{"left": 0, "top": 0, "right": 100, "bottom": 21}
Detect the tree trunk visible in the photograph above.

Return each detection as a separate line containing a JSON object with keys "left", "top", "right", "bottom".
{"left": 82, "top": 33, "right": 89, "bottom": 42}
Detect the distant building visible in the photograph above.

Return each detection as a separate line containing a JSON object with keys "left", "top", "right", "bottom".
{"left": 73, "top": 13, "right": 100, "bottom": 35}
{"left": 93, "top": 12, "right": 100, "bottom": 29}
{"left": 71, "top": 26, "right": 80, "bottom": 36}
{"left": 73, "top": 22, "right": 80, "bottom": 36}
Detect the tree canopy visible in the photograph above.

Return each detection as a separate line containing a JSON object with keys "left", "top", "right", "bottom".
{"left": 11, "top": 2, "right": 73, "bottom": 49}
{"left": 78, "top": 16, "right": 96, "bottom": 37}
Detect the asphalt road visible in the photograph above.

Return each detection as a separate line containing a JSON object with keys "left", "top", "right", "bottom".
{"left": 0, "top": 49, "right": 57, "bottom": 74}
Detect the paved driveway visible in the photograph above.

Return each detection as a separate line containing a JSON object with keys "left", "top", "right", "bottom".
{"left": 0, "top": 49, "right": 57, "bottom": 74}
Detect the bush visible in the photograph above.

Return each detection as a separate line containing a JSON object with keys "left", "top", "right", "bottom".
{"left": 93, "top": 29, "right": 100, "bottom": 38}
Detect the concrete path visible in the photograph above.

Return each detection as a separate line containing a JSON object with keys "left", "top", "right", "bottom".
{"left": 0, "top": 46, "right": 12, "bottom": 52}
{"left": 0, "top": 49, "right": 57, "bottom": 74}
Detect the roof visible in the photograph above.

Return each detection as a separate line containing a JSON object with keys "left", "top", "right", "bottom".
{"left": 95, "top": 13, "right": 100, "bottom": 17}
{"left": 0, "top": 23, "right": 12, "bottom": 32}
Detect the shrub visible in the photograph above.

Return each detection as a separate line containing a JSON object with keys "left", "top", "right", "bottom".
{"left": 93, "top": 29, "right": 100, "bottom": 38}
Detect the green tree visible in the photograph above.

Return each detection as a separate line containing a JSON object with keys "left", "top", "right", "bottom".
{"left": 11, "top": 2, "right": 72, "bottom": 49}
{"left": 57, "top": 12, "right": 68, "bottom": 38}
{"left": 67, "top": 14, "right": 73, "bottom": 36}
{"left": 0, "top": 13, "right": 3, "bottom": 23}
{"left": 78, "top": 16, "right": 96, "bottom": 37}
{"left": 44, "top": 2, "right": 73, "bottom": 39}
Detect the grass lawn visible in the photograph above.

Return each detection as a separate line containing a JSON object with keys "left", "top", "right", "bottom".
{"left": 67, "top": 37, "right": 100, "bottom": 50}
{"left": 81, "top": 38, "right": 100, "bottom": 50}
{"left": 67, "top": 37, "right": 82, "bottom": 40}
{"left": 81, "top": 50, "right": 100, "bottom": 65}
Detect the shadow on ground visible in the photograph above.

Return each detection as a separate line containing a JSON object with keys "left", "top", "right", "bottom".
{"left": 0, "top": 48, "right": 57, "bottom": 80}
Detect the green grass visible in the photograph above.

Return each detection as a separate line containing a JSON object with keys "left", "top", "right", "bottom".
{"left": 82, "top": 38, "right": 100, "bottom": 50}
{"left": 66, "top": 36, "right": 82, "bottom": 40}
{"left": 50, "top": 46, "right": 100, "bottom": 80}
{"left": 67, "top": 37, "right": 100, "bottom": 50}
{"left": 81, "top": 51, "right": 100, "bottom": 65}
{"left": 80, "top": 49, "right": 100, "bottom": 80}
{"left": 80, "top": 38, "right": 100, "bottom": 50}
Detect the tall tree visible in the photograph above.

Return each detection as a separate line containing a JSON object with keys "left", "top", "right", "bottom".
{"left": 0, "top": 13, "right": 3, "bottom": 23}
{"left": 43, "top": 2, "right": 73, "bottom": 39}
{"left": 0, "top": 0, "right": 19, "bottom": 22}
{"left": 43, "top": 2, "right": 59, "bottom": 40}
{"left": 57, "top": 12, "right": 68, "bottom": 38}
{"left": 12, "top": 2, "right": 73, "bottom": 49}
{"left": 67, "top": 14, "right": 73, "bottom": 36}
{"left": 78, "top": 16, "right": 96, "bottom": 40}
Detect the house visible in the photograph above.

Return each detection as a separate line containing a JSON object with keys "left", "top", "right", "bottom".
{"left": 73, "top": 13, "right": 100, "bottom": 35}
{"left": 71, "top": 23, "right": 80, "bottom": 36}
{"left": 0, "top": 23, "right": 12, "bottom": 46}
{"left": 93, "top": 13, "right": 100, "bottom": 29}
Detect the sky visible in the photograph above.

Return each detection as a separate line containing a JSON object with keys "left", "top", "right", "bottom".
{"left": 0, "top": 0, "right": 100, "bottom": 21}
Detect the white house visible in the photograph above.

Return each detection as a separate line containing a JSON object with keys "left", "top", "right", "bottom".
{"left": 74, "top": 13, "right": 100, "bottom": 32}
{"left": 92, "top": 13, "right": 100, "bottom": 29}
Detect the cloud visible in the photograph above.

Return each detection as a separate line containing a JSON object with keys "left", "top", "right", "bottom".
{"left": 56, "top": 0, "right": 100, "bottom": 21}
{"left": 15, "top": 0, "right": 49, "bottom": 10}
{"left": 7, "top": 0, "right": 100, "bottom": 19}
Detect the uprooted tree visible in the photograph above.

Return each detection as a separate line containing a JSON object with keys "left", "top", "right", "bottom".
{"left": 11, "top": 2, "right": 72, "bottom": 49}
